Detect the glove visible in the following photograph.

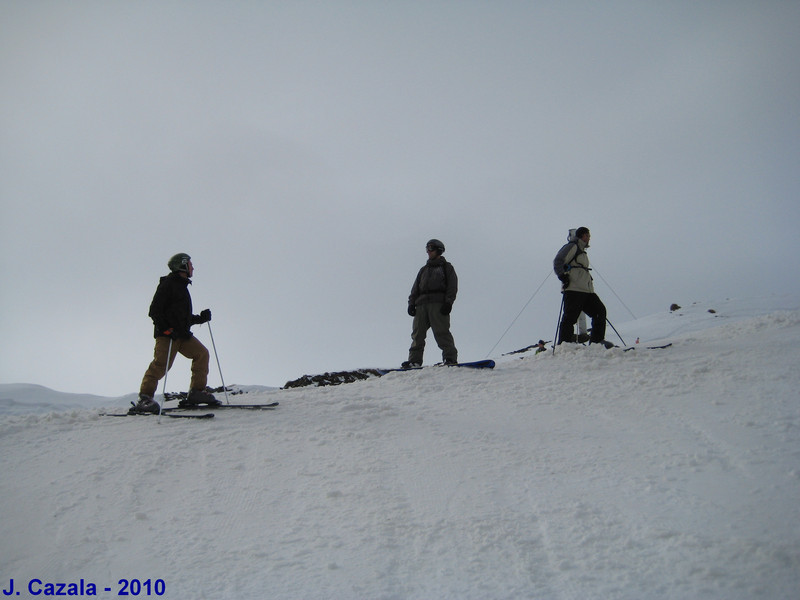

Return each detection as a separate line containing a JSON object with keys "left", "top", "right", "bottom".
{"left": 440, "top": 303, "right": 452, "bottom": 315}
{"left": 162, "top": 328, "right": 177, "bottom": 339}
{"left": 558, "top": 273, "right": 570, "bottom": 287}
{"left": 199, "top": 309, "right": 212, "bottom": 323}
{"left": 408, "top": 304, "right": 416, "bottom": 317}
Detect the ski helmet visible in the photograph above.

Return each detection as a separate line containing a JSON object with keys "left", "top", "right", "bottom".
{"left": 168, "top": 253, "right": 191, "bottom": 273}
{"left": 426, "top": 239, "right": 445, "bottom": 254}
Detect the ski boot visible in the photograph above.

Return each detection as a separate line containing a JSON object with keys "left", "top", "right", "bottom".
{"left": 179, "top": 388, "right": 222, "bottom": 408}
{"left": 129, "top": 394, "right": 159, "bottom": 414}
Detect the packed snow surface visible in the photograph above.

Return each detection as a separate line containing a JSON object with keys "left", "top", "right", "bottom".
{"left": 1, "top": 296, "right": 799, "bottom": 599}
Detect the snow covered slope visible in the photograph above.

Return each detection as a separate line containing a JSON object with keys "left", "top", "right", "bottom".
{"left": 1, "top": 297, "right": 799, "bottom": 599}
{"left": 0, "top": 384, "right": 118, "bottom": 416}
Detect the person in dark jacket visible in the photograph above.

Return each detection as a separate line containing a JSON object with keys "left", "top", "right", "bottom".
{"left": 403, "top": 239, "right": 459, "bottom": 367}
{"left": 134, "top": 253, "right": 218, "bottom": 413}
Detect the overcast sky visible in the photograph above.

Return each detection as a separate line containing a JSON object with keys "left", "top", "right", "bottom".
{"left": 2, "top": 1, "right": 799, "bottom": 396}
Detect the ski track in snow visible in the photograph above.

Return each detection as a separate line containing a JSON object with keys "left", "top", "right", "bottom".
{"left": 1, "top": 303, "right": 799, "bottom": 599}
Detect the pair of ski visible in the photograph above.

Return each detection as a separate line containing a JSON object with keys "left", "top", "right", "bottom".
{"left": 104, "top": 401, "right": 279, "bottom": 419}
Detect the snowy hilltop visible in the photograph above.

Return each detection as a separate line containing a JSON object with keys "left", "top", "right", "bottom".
{"left": 1, "top": 295, "right": 799, "bottom": 599}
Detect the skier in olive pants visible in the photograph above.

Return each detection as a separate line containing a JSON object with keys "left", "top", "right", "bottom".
{"left": 403, "top": 239, "right": 459, "bottom": 367}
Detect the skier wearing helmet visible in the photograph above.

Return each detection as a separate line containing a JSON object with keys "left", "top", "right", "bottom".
{"left": 402, "top": 239, "right": 459, "bottom": 367}
{"left": 133, "top": 253, "right": 218, "bottom": 413}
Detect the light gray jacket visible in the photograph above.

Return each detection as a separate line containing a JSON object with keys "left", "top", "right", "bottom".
{"left": 553, "top": 239, "right": 594, "bottom": 294}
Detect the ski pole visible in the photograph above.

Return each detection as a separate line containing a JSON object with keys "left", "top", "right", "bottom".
{"left": 157, "top": 337, "right": 174, "bottom": 424}
{"left": 207, "top": 321, "right": 229, "bottom": 405}
{"left": 593, "top": 267, "right": 637, "bottom": 320}
{"left": 553, "top": 293, "right": 565, "bottom": 355}
{"left": 606, "top": 317, "right": 626, "bottom": 347}
{"left": 484, "top": 271, "right": 552, "bottom": 358}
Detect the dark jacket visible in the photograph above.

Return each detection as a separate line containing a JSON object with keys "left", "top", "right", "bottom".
{"left": 148, "top": 272, "right": 203, "bottom": 339}
{"left": 409, "top": 256, "right": 458, "bottom": 307}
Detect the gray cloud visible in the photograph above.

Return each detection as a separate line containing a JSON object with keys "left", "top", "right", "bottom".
{"left": 2, "top": 1, "right": 799, "bottom": 394}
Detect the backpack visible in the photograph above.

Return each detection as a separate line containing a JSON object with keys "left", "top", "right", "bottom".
{"left": 564, "top": 229, "right": 586, "bottom": 271}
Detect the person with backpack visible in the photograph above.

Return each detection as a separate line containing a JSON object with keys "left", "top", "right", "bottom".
{"left": 402, "top": 239, "right": 459, "bottom": 367}
{"left": 553, "top": 227, "right": 612, "bottom": 348}
{"left": 133, "top": 253, "right": 219, "bottom": 414}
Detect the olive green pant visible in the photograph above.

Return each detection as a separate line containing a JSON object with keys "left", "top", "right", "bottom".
{"left": 139, "top": 336, "right": 209, "bottom": 398}
{"left": 408, "top": 303, "right": 458, "bottom": 364}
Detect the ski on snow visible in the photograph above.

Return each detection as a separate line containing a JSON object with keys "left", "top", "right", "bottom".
{"left": 162, "top": 402, "right": 280, "bottom": 413}
{"left": 622, "top": 343, "right": 673, "bottom": 352}
{"left": 102, "top": 411, "right": 215, "bottom": 419}
{"left": 378, "top": 359, "right": 495, "bottom": 374}
{"left": 102, "top": 402, "right": 279, "bottom": 419}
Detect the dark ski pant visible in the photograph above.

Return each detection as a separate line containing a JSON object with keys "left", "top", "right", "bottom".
{"left": 409, "top": 302, "right": 458, "bottom": 364}
{"left": 559, "top": 291, "right": 607, "bottom": 344}
{"left": 140, "top": 335, "right": 209, "bottom": 398}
